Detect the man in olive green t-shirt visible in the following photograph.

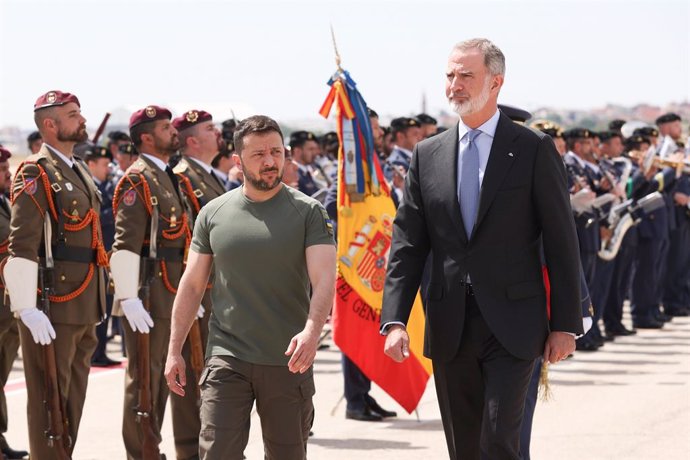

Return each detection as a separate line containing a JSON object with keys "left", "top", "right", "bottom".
{"left": 164, "top": 115, "right": 336, "bottom": 460}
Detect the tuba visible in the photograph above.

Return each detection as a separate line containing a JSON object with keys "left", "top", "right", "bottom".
{"left": 598, "top": 192, "right": 666, "bottom": 260}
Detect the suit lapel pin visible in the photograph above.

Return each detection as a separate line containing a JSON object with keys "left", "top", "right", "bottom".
{"left": 65, "top": 182, "right": 73, "bottom": 191}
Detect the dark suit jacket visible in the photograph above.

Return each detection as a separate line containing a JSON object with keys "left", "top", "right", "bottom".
{"left": 381, "top": 112, "right": 583, "bottom": 362}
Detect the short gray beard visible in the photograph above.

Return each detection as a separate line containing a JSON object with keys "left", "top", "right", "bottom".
{"left": 449, "top": 76, "right": 492, "bottom": 117}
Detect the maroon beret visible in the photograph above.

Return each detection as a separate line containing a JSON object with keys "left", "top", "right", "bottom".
{"left": 0, "top": 146, "right": 12, "bottom": 162}
{"left": 34, "top": 90, "right": 80, "bottom": 112}
{"left": 129, "top": 105, "right": 172, "bottom": 129}
{"left": 172, "top": 110, "right": 213, "bottom": 132}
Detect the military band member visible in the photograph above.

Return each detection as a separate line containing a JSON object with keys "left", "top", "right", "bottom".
{"left": 0, "top": 146, "right": 29, "bottom": 460}
{"left": 657, "top": 113, "right": 690, "bottom": 316}
{"left": 110, "top": 105, "right": 187, "bottom": 459}
{"left": 27, "top": 131, "right": 43, "bottom": 155}
{"left": 564, "top": 129, "right": 600, "bottom": 281}
{"left": 416, "top": 113, "right": 438, "bottom": 138}
{"left": 170, "top": 109, "right": 225, "bottom": 460}
{"left": 4, "top": 90, "right": 107, "bottom": 458}
{"left": 82, "top": 143, "right": 121, "bottom": 367}
{"left": 385, "top": 116, "right": 423, "bottom": 176}
{"left": 289, "top": 130, "right": 322, "bottom": 196}
{"left": 108, "top": 130, "right": 136, "bottom": 185}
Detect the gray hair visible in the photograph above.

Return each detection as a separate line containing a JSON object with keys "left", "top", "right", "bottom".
{"left": 452, "top": 38, "right": 505, "bottom": 76}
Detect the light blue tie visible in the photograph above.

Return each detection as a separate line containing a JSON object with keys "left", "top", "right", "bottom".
{"left": 460, "top": 129, "right": 481, "bottom": 238}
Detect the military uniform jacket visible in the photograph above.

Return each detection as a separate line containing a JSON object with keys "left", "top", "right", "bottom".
{"left": 96, "top": 178, "right": 116, "bottom": 251}
{"left": 297, "top": 164, "right": 319, "bottom": 197}
{"left": 564, "top": 153, "right": 600, "bottom": 254}
{"left": 8, "top": 145, "right": 106, "bottom": 325}
{"left": 112, "top": 155, "right": 188, "bottom": 319}
{"left": 174, "top": 156, "right": 225, "bottom": 292}
{"left": 0, "top": 196, "right": 11, "bottom": 317}
{"left": 173, "top": 156, "right": 226, "bottom": 214}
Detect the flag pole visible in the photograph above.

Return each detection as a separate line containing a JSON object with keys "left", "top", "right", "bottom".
{"left": 330, "top": 24, "right": 343, "bottom": 71}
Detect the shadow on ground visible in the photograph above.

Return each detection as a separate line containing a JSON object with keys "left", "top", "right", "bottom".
{"left": 309, "top": 438, "right": 425, "bottom": 450}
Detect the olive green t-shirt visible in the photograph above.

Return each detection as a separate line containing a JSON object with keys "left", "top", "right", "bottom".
{"left": 191, "top": 185, "right": 335, "bottom": 365}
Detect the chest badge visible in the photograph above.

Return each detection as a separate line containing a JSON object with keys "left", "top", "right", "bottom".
{"left": 65, "top": 182, "right": 74, "bottom": 191}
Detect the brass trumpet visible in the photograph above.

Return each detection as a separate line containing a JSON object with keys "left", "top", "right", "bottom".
{"left": 628, "top": 149, "right": 690, "bottom": 175}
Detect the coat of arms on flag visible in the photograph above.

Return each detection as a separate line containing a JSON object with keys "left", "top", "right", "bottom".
{"left": 320, "top": 32, "right": 431, "bottom": 413}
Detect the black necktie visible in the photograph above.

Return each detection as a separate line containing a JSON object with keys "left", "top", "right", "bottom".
{"left": 165, "top": 166, "right": 182, "bottom": 200}
{"left": 210, "top": 171, "right": 225, "bottom": 190}
{"left": 72, "top": 163, "right": 91, "bottom": 195}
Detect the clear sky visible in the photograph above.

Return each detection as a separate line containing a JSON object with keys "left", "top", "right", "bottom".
{"left": 1, "top": 0, "right": 688, "bottom": 130}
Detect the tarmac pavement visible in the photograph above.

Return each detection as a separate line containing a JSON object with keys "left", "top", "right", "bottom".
{"left": 4, "top": 312, "right": 689, "bottom": 459}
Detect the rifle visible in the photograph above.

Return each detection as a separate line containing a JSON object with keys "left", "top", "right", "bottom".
{"left": 182, "top": 202, "right": 205, "bottom": 404}
{"left": 188, "top": 318, "right": 205, "bottom": 403}
{"left": 135, "top": 207, "right": 161, "bottom": 460}
{"left": 91, "top": 112, "right": 111, "bottom": 145}
{"left": 40, "top": 212, "right": 72, "bottom": 459}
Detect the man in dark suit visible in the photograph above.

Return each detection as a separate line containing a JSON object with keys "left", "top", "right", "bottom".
{"left": 381, "top": 38, "right": 583, "bottom": 460}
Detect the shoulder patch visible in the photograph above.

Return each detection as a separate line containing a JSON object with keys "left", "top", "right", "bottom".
{"left": 24, "top": 178, "right": 38, "bottom": 195}
{"left": 320, "top": 207, "right": 334, "bottom": 236}
{"left": 122, "top": 189, "right": 136, "bottom": 206}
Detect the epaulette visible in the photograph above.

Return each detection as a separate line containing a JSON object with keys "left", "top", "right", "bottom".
{"left": 125, "top": 160, "right": 148, "bottom": 176}
{"left": 173, "top": 160, "right": 189, "bottom": 174}
{"left": 23, "top": 153, "right": 44, "bottom": 164}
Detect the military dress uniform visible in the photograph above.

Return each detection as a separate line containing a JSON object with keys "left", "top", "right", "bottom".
{"left": 169, "top": 109, "right": 227, "bottom": 460}
{"left": 564, "top": 147, "right": 601, "bottom": 286}
{"left": 630, "top": 165, "right": 678, "bottom": 328}
{"left": 6, "top": 138, "right": 107, "bottom": 458}
{"left": 110, "top": 106, "right": 188, "bottom": 460}
{"left": 112, "top": 152, "right": 188, "bottom": 458}
{"left": 663, "top": 173, "right": 690, "bottom": 315}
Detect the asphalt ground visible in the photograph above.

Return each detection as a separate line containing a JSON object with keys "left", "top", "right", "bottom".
{"left": 4, "top": 311, "right": 689, "bottom": 459}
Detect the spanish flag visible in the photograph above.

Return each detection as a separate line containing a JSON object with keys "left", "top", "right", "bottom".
{"left": 321, "top": 69, "right": 432, "bottom": 413}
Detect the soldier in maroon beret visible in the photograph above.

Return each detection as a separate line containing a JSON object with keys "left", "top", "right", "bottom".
{"left": 110, "top": 106, "right": 186, "bottom": 458}
{"left": 4, "top": 90, "right": 107, "bottom": 458}
{"left": 166, "top": 110, "right": 225, "bottom": 458}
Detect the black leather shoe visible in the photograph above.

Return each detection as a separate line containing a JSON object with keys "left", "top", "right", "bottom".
{"left": 606, "top": 325, "right": 637, "bottom": 337}
{"left": 367, "top": 400, "right": 397, "bottom": 418}
{"left": 346, "top": 407, "right": 383, "bottom": 422}
{"left": 664, "top": 306, "right": 689, "bottom": 317}
{"left": 1, "top": 445, "right": 29, "bottom": 459}
{"left": 633, "top": 318, "right": 664, "bottom": 329}
{"left": 91, "top": 356, "right": 121, "bottom": 367}
{"left": 575, "top": 339, "right": 600, "bottom": 352}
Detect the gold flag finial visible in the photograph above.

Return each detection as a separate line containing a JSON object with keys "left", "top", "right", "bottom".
{"left": 330, "top": 24, "right": 342, "bottom": 71}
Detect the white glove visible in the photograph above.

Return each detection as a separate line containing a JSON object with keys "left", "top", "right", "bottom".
{"left": 121, "top": 298, "right": 154, "bottom": 333}
{"left": 19, "top": 308, "right": 56, "bottom": 345}
{"left": 570, "top": 188, "right": 595, "bottom": 214}
{"left": 196, "top": 305, "right": 205, "bottom": 319}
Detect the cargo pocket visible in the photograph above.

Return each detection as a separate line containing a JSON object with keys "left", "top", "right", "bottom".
{"left": 299, "top": 375, "right": 316, "bottom": 400}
